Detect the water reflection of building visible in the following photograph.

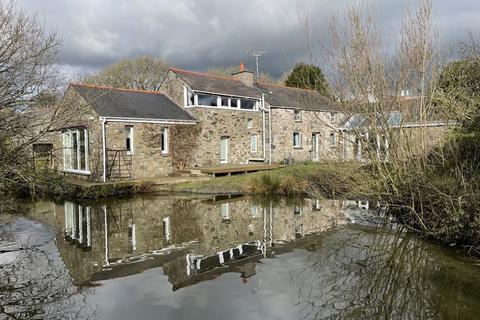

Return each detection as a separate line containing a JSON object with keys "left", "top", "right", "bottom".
{"left": 27, "top": 195, "right": 347, "bottom": 290}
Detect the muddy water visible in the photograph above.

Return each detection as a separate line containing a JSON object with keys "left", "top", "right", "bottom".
{"left": 0, "top": 195, "right": 479, "bottom": 320}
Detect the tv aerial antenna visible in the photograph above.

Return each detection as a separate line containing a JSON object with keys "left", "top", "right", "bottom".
{"left": 246, "top": 49, "right": 267, "bottom": 81}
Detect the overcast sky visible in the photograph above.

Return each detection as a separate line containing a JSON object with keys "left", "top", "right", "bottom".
{"left": 17, "top": 0, "right": 480, "bottom": 79}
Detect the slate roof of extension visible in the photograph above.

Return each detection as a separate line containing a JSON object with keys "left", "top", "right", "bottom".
{"left": 171, "top": 68, "right": 340, "bottom": 112}
{"left": 72, "top": 84, "right": 196, "bottom": 122}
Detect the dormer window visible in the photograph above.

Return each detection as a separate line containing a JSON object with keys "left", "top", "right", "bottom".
{"left": 185, "top": 90, "right": 259, "bottom": 111}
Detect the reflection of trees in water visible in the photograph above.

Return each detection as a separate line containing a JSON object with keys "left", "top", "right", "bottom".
{"left": 0, "top": 247, "right": 97, "bottom": 320}
{"left": 290, "top": 227, "right": 460, "bottom": 320}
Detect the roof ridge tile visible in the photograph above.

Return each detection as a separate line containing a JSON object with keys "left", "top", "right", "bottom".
{"left": 71, "top": 82, "right": 164, "bottom": 95}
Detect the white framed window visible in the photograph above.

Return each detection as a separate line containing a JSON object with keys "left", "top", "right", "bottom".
{"left": 329, "top": 132, "right": 336, "bottom": 146}
{"left": 294, "top": 204, "right": 302, "bottom": 215}
{"left": 220, "top": 136, "right": 228, "bottom": 163}
{"left": 312, "top": 199, "right": 322, "bottom": 211}
{"left": 63, "top": 128, "right": 89, "bottom": 174}
{"left": 125, "top": 126, "right": 134, "bottom": 154}
{"left": 247, "top": 118, "right": 253, "bottom": 129}
{"left": 184, "top": 86, "right": 194, "bottom": 107}
{"left": 251, "top": 204, "right": 258, "bottom": 218}
{"left": 221, "top": 203, "right": 230, "bottom": 220}
{"left": 191, "top": 92, "right": 259, "bottom": 111}
{"left": 330, "top": 112, "right": 337, "bottom": 123}
{"left": 163, "top": 216, "right": 171, "bottom": 242}
{"left": 250, "top": 135, "right": 257, "bottom": 153}
{"left": 161, "top": 127, "right": 169, "bottom": 155}
{"left": 294, "top": 110, "right": 302, "bottom": 122}
{"left": 293, "top": 132, "right": 302, "bottom": 148}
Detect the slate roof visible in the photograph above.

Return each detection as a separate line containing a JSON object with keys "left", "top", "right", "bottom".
{"left": 256, "top": 83, "right": 340, "bottom": 111}
{"left": 72, "top": 84, "right": 196, "bottom": 122}
{"left": 171, "top": 68, "right": 261, "bottom": 99}
{"left": 171, "top": 68, "right": 339, "bottom": 111}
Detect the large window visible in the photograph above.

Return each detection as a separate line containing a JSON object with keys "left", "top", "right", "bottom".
{"left": 188, "top": 91, "right": 259, "bottom": 111}
{"left": 125, "top": 126, "right": 134, "bottom": 154}
{"left": 63, "top": 128, "right": 89, "bottom": 174}
{"left": 293, "top": 132, "right": 302, "bottom": 148}
{"left": 161, "top": 127, "right": 169, "bottom": 155}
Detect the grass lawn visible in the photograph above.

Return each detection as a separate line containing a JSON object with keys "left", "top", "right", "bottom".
{"left": 174, "top": 162, "right": 372, "bottom": 197}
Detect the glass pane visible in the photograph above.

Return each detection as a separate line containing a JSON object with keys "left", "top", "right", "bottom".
{"left": 79, "top": 130, "right": 86, "bottom": 171}
{"left": 220, "top": 97, "right": 229, "bottom": 107}
{"left": 230, "top": 99, "right": 238, "bottom": 108}
{"left": 71, "top": 131, "right": 78, "bottom": 170}
{"left": 240, "top": 99, "right": 255, "bottom": 110}
{"left": 198, "top": 94, "right": 218, "bottom": 106}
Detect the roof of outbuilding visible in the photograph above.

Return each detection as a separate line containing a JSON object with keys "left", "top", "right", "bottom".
{"left": 170, "top": 68, "right": 339, "bottom": 111}
{"left": 71, "top": 83, "right": 196, "bottom": 122}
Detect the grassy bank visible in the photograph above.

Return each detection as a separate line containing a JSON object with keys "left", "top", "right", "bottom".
{"left": 174, "top": 162, "right": 374, "bottom": 198}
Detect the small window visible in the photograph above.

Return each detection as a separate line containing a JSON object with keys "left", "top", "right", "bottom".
{"left": 161, "top": 128, "right": 169, "bottom": 154}
{"left": 330, "top": 112, "right": 337, "bottom": 123}
{"left": 231, "top": 98, "right": 239, "bottom": 108}
{"left": 221, "top": 203, "right": 230, "bottom": 221}
{"left": 293, "top": 132, "right": 302, "bottom": 148}
{"left": 220, "top": 96, "right": 229, "bottom": 107}
{"left": 251, "top": 204, "right": 258, "bottom": 218}
{"left": 247, "top": 118, "right": 253, "bottom": 129}
{"left": 125, "top": 126, "right": 134, "bottom": 154}
{"left": 294, "top": 110, "right": 302, "bottom": 122}
{"left": 294, "top": 204, "right": 302, "bottom": 215}
{"left": 250, "top": 135, "right": 257, "bottom": 152}
{"left": 312, "top": 199, "right": 321, "bottom": 211}
{"left": 329, "top": 132, "right": 336, "bottom": 146}
{"left": 163, "top": 217, "right": 171, "bottom": 242}
{"left": 185, "top": 87, "right": 194, "bottom": 106}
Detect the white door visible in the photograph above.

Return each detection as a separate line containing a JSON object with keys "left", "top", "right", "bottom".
{"left": 312, "top": 133, "right": 319, "bottom": 161}
{"left": 220, "top": 137, "right": 228, "bottom": 163}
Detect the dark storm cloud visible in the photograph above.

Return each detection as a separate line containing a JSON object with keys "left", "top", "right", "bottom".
{"left": 17, "top": 0, "right": 480, "bottom": 78}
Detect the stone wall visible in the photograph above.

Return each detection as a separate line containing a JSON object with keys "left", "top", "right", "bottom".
{"left": 189, "top": 107, "right": 265, "bottom": 166}
{"left": 160, "top": 71, "right": 186, "bottom": 107}
{"left": 52, "top": 88, "right": 104, "bottom": 181}
{"left": 269, "top": 108, "right": 343, "bottom": 163}
{"left": 103, "top": 121, "right": 174, "bottom": 179}
{"left": 52, "top": 87, "right": 184, "bottom": 181}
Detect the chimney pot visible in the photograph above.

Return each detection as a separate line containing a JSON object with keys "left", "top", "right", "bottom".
{"left": 240, "top": 61, "right": 245, "bottom": 72}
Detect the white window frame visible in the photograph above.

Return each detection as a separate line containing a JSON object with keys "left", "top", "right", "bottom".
{"left": 294, "top": 110, "right": 302, "bottom": 122}
{"left": 62, "top": 128, "right": 90, "bottom": 175}
{"left": 220, "top": 137, "right": 229, "bottom": 164}
{"left": 125, "top": 126, "right": 134, "bottom": 155}
{"left": 247, "top": 118, "right": 253, "bottom": 129}
{"left": 187, "top": 92, "right": 260, "bottom": 112}
{"left": 293, "top": 132, "right": 302, "bottom": 149}
{"left": 161, "top": 127, "right": 169, "bottom": 155}
{"left": 221, "top": 203, "right": 230, "bottom": 220}
{"left": 250, "top": 135, "right": 257, "bottom": 153}
{"left": 329, "top": 132, "right": 337, "bottom": 146}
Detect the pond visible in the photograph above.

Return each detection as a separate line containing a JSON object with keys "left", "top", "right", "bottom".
{"left": 0, "top": 194, "right": 479, "bottom": 320}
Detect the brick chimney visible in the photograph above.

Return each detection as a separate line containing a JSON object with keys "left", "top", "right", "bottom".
{"left": 232, "top": 62, "right": 254, "bottom": 86}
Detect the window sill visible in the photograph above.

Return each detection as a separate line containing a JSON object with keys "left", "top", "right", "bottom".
{"left": 63, "top": 169, "right": 91, "bottom": 176}
{"left": 161, "top": 151, "right": 169, "bottom": 157}
{"left": 293, "top": 146, "right": 302, "bottom": 149}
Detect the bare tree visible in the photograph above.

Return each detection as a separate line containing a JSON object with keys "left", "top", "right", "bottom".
{"left": 0, "top": 0, "right": 61, "bottom": 200}
{"left": 81, "top": 55, "right": 170, "bottom": 91}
